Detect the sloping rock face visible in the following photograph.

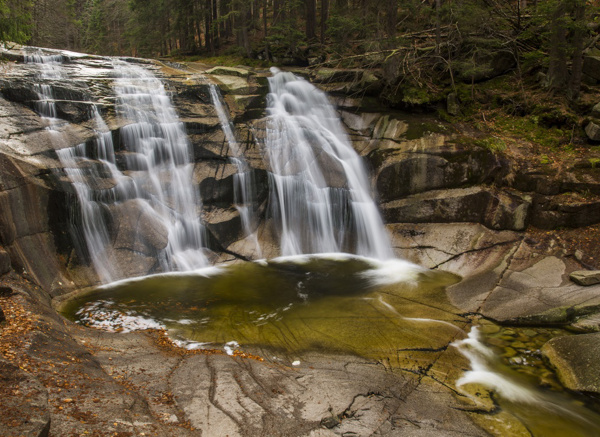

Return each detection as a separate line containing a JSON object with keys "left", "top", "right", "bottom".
{"left": 0, "top": 47, "right": 270, "bottom": 291}
{"left": 2, "top": 45, "right": 600, "bottom": 336}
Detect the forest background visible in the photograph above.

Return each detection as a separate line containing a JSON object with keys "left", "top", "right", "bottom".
{"left": 3, "top": 1, "right": 600, "bottom": 148}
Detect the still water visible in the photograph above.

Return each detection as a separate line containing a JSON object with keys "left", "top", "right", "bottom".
{"left": 62, "top": 254, "right": 600, "bottom": 436}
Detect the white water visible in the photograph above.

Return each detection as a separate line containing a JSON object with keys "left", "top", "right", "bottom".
{"left": 111, "top": 61, "right": 207, "bottom": 272}
{"left": 265, "top": 68, "right": 393, "bottom": 259}
{"left": 453, "top": 327, "right": 600, "bottom": 434}
{"left": 26, "top": 53, "right": 208, "bottom": 282}
{"left": 209, "top": 85, "right": 262, "bottom": 256}
{"left": 25, "top": 53, "right": 394, "bottom": 282}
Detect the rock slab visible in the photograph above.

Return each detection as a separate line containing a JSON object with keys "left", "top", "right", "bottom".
{"left": 542, "top": 333, "right": 600, "bottom": 393}
{"left": 0, "top": 249, "right": 9, "bottom": 275}
{"left": 570, "top": 270, "right": 600, "bottom": 286}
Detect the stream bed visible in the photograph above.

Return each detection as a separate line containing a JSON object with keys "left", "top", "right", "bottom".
{"left": 60, "top": 254, "right": 600, "bottom": 436}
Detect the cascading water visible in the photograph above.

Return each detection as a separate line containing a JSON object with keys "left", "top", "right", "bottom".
{"left": 265, "top": 68, "right": 393, "bottom": 259}
{"left": 209, "top": 85, "right": 262, "bottom": 256}
{"left": 453, "top": 327, "right": 600, "bottom": 436}
{"left": 27, "top": 53, "right": 208, "bottom": 283}
{"left": 111, "top": 61, "right": 207, "bottom": 272}
{"left": 24, "top": 52, "right": 69, "bottom": 137}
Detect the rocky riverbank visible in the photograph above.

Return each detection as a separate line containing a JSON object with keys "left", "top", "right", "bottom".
{"left": 3, "top": 45, "right": 600, "bottom": 435}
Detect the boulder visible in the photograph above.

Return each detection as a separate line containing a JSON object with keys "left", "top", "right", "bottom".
{"left": 0, "top": 359, "right": 51, "bottom": 437}
{"left": 585, "top": 121, "right": 600, "bottom": 141}
{"left": 447, "top": 92, "right": 459, "bottom": 116}
{"left": 380, "top": 186, "right": 531, "bottom": 231}
{"left": 209, "top": 75, "right": 252, "bottom": 95}
{"left": 111, "top": 199, "right": 169, "bottom": 255}
{"left": 205, "top": 66, "right": 252, "bottom": 78}
{"left": 570, "top": 270, "right": 600, "bottom": 286}
{"left": 591, "top": 102, "right": 600, "bottom": 118}
{"left": 372, "top": 115, "right": 408, "bottom": 140}
{"left": 530, "top": 195, "right": 600, "bottom": 229}
{"left": 542, "top": 333, "right": 600, "bottom": 393}
{"left": 196, "top": 162, "right": 238, "bottom": 205}
{"left": 583, "top": 56, "right": 600, "bottom": 81}
{"left": 204, "top": 206, "right": 243, "bottom": 248}
{"left": 311, "top": 69, "right": 363, "bottom": 84}
{"left": 375, "top": 146, "right": 499, "bottom": 201}
{"left": 0, "top": 248, "right": 10, "bottom": 275}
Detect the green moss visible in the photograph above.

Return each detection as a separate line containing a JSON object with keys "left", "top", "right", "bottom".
{"left": 404, "top": 121, "right": 450, "bottom": 140}
{"left": 493, "top": 115, "right": 568, "bottom": 149}
{"left": 401, "top": 85, "right": 441, "bottom": 105}
{"left": 474, "top": 136, "right": 507, "bottom": 152}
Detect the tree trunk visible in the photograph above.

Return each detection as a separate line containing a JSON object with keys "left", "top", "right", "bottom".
{"left": 273, "top": 0, "right": 282, "bottom": 24}
{"left": 212, "top": 0, "right": 220, "bottom": 49}
{"left": 263, "top": 0, "right": 270, "bottom": 59}
{"left": 569, "top": 0, "right": 586, "bottom": 101}
{"left": 435, "top": 0, "right": 441, "bottom": 54}
{"left": 205, "top": 0, "right": 214, "bottom": 54}
{"left": 321, "top": 0, "right": 329, "bottom": 43}
{"left": 547, "top": 1, "right": 569, "bottom": 91}
{"left": 306, "top": 0, "right": 317, "bottom": 40}
{"left": 385, "top": 0, "right": 397, "bottom": 38}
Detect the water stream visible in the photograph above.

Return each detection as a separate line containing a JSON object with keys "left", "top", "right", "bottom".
{"left": 264, "top": 68, "right": 393, "bottom": 258}
{"left": 26, "top": 53, "right": 208, "bottom": 282}
{"left": 209, "top": 84, "right": 262, "bottom": 256}
{"left": 21, "top": 50, "right": 600, "bottom": 434}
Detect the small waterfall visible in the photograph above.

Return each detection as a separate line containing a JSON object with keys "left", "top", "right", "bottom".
{"left": 112, "top": 61, "right": 207, "bottom": 272}
{"left": 56, "top": 110, "right": 123, "bottom": 282}
{"left": 265, "top": 68, "right": 393, "bottom": 259}
{"left": 24, "top": 52, "right": 69, "bottom": 135}
{"left": 27, "top": 53, "right": 208, "bottom": 283}
{"left": 209, "top": 85, "right": 262, "bottom": 256}
{"left": 453, "top": 327, "right": 600, "bottom": 435}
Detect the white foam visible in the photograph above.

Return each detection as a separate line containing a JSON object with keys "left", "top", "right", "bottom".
{"left": 452, "top": 327, "right": 541, "bottom": 404}
{"left": 224, "top": 341, "right": 240, "bottom": 356}
{"left": 359, "top": 258, "right": 424, "bottom": 286}
{"left": 97, "top": 265, "right": 226, "bottom": 291}
{"left": 76, "top": 302, "right": 165, "bottom": 333}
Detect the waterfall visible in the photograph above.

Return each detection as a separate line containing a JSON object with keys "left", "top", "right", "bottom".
{"left": 209, "top": 85, "right": 262, "bottom": 256}
{"left": 265, "top": 68, "right": 393, "bottom": 259}
{"left": 25, "top": 50, "right": 394, "bottom": 282}
{"left": 111, "top": 61, "right": 207, "bottom": 272}
{"left": 26, "top": 53, "right": 208, "bottom": 283}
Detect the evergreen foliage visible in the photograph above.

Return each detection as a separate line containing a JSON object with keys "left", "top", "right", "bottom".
{"left": 3, "top": 0, "right": 600, "bottom": 104}
{"left": 0, "top": 0, "right": 33, "bottom": 44}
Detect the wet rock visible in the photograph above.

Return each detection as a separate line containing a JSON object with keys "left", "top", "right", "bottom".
{"left": 592, "top": 102, "right": 600, "bottom": 118}
{"left": 585, "top": 121, "right": 600, "bottom": 141}
{"left": 0, "top": 359, "right": 50, "bottom": 437}
{"left": 210, "top": 75, "right": 252, "bottom": 95}
{"left": 447, "top": 92, "right": 459, "bottom": 115}
{"left": 375, "top": 146, "right": 499, "bottom": 201}
{"left": 388, "top": 222, "right": 519, "bottom": 269}
{"left": 530, "top": 195, "right": 600, "bottom": 229}
{"left": 311, "top": 69, "right": 363, "bottom": 84}
{"left": 204, "top": 206, "right": 243, "bottom": 248}
{"left": 0, "top": 249, "right": 10, "bottom": 275}
{"left": 372, "top": 115, "right": 408, "bottom": 140}
{"left": 111, "top": 199, "right": 169, "bottom": 255}
{"left": 583, "top": 56, "right": 600, "bottom": 82}
{"left": 196, "top": 162, "right": 238, "bottom": 205}
{"left": 381, "top": 186, "right": 531, "bottom": 231}
{"left": 478, "top": 248, "right": 600, "bottom": 324}
{"left": 542, "top": 333, "right": 600, "bottom": 393}
{"left": 340, "top": 111, "right": 380, "bottom": 135}
{"left": 205, "top": 66, "right": 253, "bottom": 78}
{"left": 570, "top": 270, "right": 600, "bottom": 286}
